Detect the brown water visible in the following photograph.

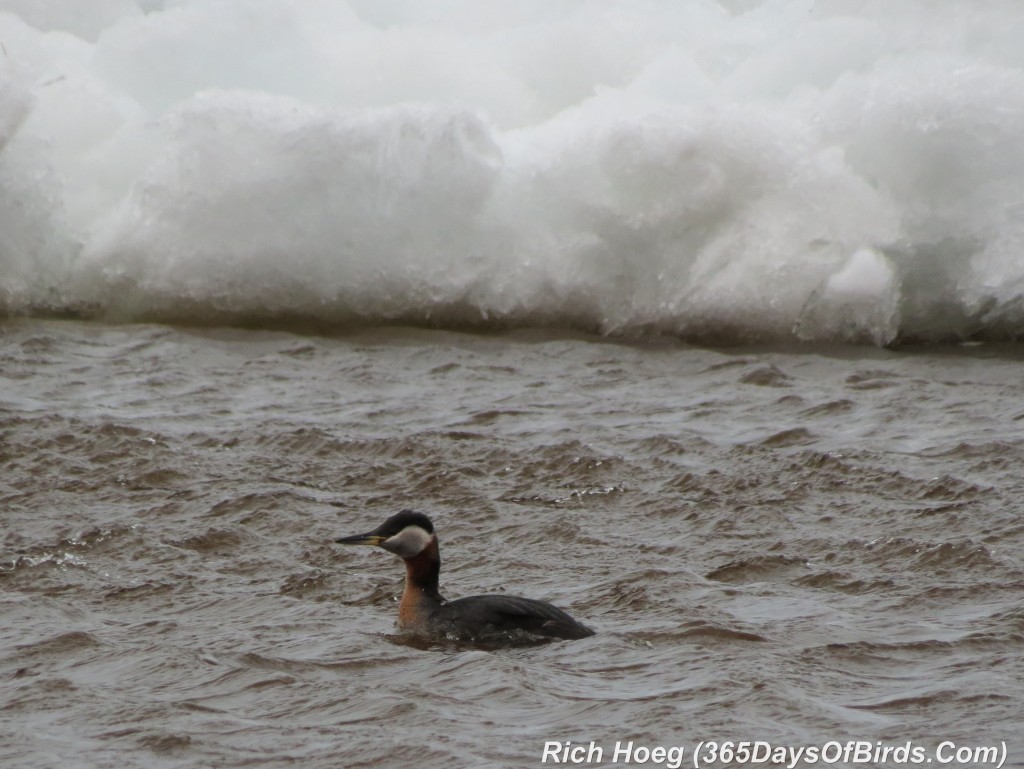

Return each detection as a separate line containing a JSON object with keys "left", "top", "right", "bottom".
{"left": 2, "top": 319, "right": 1023, "bottom": 769}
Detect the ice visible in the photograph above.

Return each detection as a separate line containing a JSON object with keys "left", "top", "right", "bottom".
{"left": 796, "top": 249, "right": 900, "bottom": 347}
{"left": 1, "top": 0, "right": 1023, "bottom": 344}
{"left": 78, "top": 95, "right": 503, "bottom": 322}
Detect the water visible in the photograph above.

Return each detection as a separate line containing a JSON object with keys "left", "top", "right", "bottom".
{"left": 3, "top": 320, "right": 1024, "bottom": 768}
{"left": 3, "top": 2, "right": 1024, "bottom": 767}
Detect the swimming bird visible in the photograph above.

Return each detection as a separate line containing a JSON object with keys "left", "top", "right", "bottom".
{"left": 335, "top": 510, "right": 594, "bottom": 644}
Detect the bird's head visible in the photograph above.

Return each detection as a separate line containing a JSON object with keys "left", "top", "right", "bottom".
{"left": 335, "top": 510, "right": 436, "bottom": 559}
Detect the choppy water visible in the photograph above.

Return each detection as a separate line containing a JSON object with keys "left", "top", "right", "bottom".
{"left": 2, "top": 319, "right": 1023, "bottom": 768}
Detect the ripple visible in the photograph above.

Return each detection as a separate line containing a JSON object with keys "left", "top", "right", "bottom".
{"left": 758, "top": 427, "right": 817, "bottom": 447}
{"left": 740, "top": 365, "right": 793, "bottom": 387}
{"left": 14, "top": 630, "right": 102, "bottom": 657}
{"left": 706, "top": 555, "right": 810, "bottom": 585}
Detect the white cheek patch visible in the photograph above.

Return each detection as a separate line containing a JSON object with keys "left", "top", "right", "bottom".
{"left": 383, "top": 526, "right": 432, "bottom": 558}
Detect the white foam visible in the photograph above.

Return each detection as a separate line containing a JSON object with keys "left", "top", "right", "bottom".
{"left": 1, "top": 0, "right": 1023, "bottom": 344}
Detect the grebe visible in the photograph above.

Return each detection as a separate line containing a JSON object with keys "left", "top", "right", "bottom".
{"left": 335, "top": 510, "right": 594, "bottom": 644}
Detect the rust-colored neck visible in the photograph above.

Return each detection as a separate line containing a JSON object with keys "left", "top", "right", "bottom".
{"left": 397, "top": 537, "right": 443, "bottom": 630}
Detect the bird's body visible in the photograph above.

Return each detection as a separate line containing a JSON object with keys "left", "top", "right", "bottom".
{"left": 336, "top": 510, "right": 594, "bottom": 645}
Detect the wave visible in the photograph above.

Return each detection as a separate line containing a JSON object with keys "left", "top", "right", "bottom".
{"left": 2, "top": 1, "right": 1024, "bottom": 345}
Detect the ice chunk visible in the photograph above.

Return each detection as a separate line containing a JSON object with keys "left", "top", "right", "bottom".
{"left": 795, "top": 248, "right": 901, "bottom": 346}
